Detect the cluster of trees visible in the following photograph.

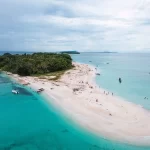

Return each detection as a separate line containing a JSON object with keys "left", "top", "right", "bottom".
{"left": 0, "top": 53, "right": 73, "bottom": 76}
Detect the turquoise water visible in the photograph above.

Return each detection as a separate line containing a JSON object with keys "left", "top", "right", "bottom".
{"left": 72, "top": 53, "right": 150, "bottom": 110}
{"left": 0, "top": 53, "right": 150, "bottom": 150}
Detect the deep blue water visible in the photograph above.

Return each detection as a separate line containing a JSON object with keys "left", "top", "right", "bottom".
{"left": 0, "top": 52, "right": 150, "bottom": 150}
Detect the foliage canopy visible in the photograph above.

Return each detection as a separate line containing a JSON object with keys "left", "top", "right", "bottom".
{"left": 0, "top": 53, "right": 73, "bottom": 76}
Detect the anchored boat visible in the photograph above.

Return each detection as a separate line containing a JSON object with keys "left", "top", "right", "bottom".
{"left": 119, "top": 78, "right": 122, "bottom": 83}
{"left": 12, "top": 90, "right": 19, "bottom": 94}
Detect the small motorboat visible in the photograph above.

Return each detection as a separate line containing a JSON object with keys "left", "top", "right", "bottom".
{"left": 12, "top": 90, "right": 19, "bottom": 94}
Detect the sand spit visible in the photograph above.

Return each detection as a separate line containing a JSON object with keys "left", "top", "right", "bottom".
{"left": 9, "top": 62, "right": 150, "bottom": 146}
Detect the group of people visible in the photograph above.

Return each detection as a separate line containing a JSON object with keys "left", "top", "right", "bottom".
{"left": 104, "top": 91, "right": 113, "bottom": 96}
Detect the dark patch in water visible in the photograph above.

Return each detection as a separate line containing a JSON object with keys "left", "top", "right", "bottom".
{"left": 32, "top": 97, "right": 38, "bottom": 101}
{"left": 2, "top": 130, "right": 61, "bottom": 150}
{"left": 89, "top": 144, "right": 116, "bottom": 150}
{"left": 0, "top": 92, "right": 10, "bottom": 96}
{"left": 89, "top": 145, "right": 103, "bottom": 150}
{"left": 3, "top": 141, "right": 38, "bottom": 150}
{"left": 62, "top": 129, "right": 69, "bottom": 133}
{"left": 0, "top": 76, "right": 11, "bottom": 84}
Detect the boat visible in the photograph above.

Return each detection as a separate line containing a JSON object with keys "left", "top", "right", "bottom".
{"left": 119, "top": 78, "right": 122, "bottom": 83}
{"left": 36, "top": 88, "right": 44, "bottom": 93}
{"left": 96, "top": 73, "right": 100, "bottom": 76}
{"left": 12, "top": 90, "right": 19, "bottom": 94}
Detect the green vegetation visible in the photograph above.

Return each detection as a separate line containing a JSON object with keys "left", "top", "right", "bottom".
{"left": 35, "top": 70, "right": 69, "bottom": 81}
{"left": 0, "top": 53, "right": 73, "bottom": 76}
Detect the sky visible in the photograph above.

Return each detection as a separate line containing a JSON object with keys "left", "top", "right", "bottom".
{"left": 0, "top": 0, "right": 150, "bottom": 52}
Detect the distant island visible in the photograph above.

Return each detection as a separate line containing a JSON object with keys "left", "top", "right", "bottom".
{"left": 0, "top": 53, "right": 73, "bottom": 76}
{"left": 100, "top": 51, "right": 118, "bottom": 53}
{"left": 83, "top": 51, "right": 118, "bottom": 53}
{"left": 60, "top": 51, "right": 80, "bottom": 54}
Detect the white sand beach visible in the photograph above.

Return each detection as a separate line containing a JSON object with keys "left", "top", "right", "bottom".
{"left": 10, "top": 62, "right": 150, "bottom": 146}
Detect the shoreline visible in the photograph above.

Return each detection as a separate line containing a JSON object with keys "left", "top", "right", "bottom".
{"left": 8, "top": 62, "right": 150, "bottom": 146}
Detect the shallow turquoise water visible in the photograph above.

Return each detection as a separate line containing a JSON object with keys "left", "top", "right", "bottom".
{"left": 72, "top": 53, "right": 150, "bottom": 109}
{"left": 0, "top": 53, "right": 150, "bottom": 150}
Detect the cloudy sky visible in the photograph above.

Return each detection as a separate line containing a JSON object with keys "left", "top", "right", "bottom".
{"left": 0, "top": 0, "right": 150, "bottom": 52}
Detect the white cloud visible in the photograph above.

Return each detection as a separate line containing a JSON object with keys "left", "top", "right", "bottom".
{"left": 0, "top": 0, "right": 150, "bottom": 52}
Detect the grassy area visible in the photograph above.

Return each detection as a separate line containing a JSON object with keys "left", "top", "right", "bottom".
{"left": 33, "top": 66, "right": 74, "bottom": 81}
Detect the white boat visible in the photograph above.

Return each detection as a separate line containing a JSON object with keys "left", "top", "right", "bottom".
{"left": 12, "top": 90, "right": 19, "bottom": 94}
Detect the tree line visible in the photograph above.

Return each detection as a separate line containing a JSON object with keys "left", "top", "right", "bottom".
{"left": 0, "top": 53, "right": 73, "bottom": 76}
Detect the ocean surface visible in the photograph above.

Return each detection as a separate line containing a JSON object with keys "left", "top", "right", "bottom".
{"left": 72, "top": 53, "right": 150, "bottom": 110}
{"left": 0, "top": 52, "right": 150, "bottom": 150}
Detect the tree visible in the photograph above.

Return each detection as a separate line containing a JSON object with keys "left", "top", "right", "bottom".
{"left": 0, "top": 53, "right": 73, "bottom": 76}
